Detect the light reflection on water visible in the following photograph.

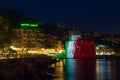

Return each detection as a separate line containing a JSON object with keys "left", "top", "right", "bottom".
{"left": 50, "top": 59, "right": 120, "bottom": 80}
{"left": 51, "top": 59, "right": 65, "bottom": 80}
{"left": 96, "top": 59, "right": 112, "bottom": 80}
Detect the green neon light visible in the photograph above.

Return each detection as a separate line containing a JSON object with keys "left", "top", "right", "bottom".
{"left": 20, "top": 23, "right": 40, "bottom": 30}
{"left": 21, "top": 24, "right": 29, "bottom": 26}
{"left": 21, "top": 23, "right": 38, "bottom": 27}
{"left": 30, "top": 24, "right": 38, "bottom": 27}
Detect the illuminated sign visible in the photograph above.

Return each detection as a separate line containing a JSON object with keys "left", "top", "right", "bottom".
{"left": 20, "top": 23, "right": 40, "bottom": 30}
{"left": 21, "top": 23, "right": 38, "bottom": 27}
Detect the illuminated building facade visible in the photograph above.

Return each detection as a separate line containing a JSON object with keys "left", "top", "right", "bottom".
{"left": 73, "top": 38, "right": 96, "bottom": 58}
{"left": 45, "top": 34, "right": 64, "bottom": 53}
{"left": 11, "top": 22, "right": 64, "bottom": 54}
{"left": 11, "top": 22, "right": 45, "bottom": 53}
{"left": 12, "top": 29, "right": 45, "bottom": 53}
{"left": 66, "top": 35, "right": 96, "bottom": 58}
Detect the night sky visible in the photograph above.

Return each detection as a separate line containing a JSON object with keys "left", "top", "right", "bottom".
{"left": 0, "top": 0, "right": 120, "bottom": 34}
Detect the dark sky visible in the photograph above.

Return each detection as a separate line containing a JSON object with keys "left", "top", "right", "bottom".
{"left": 0, "top": 0, "right": 120, "bottom": 34}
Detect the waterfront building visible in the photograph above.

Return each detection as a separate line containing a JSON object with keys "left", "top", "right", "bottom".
{"left": 11, "top": 23, "right": 64, "bottom": 55}
{"left": 11, "top": 22, "right": 45, "bottom": 53}
{"left": 44, "top": 34, "right": 64, "bottom": 55}
{"left": 12, "top": 29, "right": 44, "bottom": 53}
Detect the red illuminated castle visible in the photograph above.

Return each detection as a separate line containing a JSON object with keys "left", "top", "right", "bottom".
{"left": 73, "top": 38, "right": 96, "bottom": 58}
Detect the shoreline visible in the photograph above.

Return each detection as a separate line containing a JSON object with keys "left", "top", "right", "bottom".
{"left": 96, "top": 55, "right": 120, "bottom": 59}
{"left": 52, "top": 55, "right": 120, "bottom": 59}
{"left": 0, "top": 54, "right": 58, "bottom": 80}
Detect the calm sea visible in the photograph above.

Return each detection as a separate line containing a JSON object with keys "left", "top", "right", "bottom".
{"left": 50, "top": 58, "right": 120, "bottom": 80}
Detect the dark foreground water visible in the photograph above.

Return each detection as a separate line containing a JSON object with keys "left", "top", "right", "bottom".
{"left": 50, "top": 58, "right": 120, "bottom": 80}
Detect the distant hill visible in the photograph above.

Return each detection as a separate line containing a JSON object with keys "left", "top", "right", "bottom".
{"left": 0, "top": 9, "right": 70, "bottom": 39}
{"left": 0, "top": 9, "right": 85, "bottom": 39}
{"left": 0, "top": 9, "right": 39, "bottom": 27}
